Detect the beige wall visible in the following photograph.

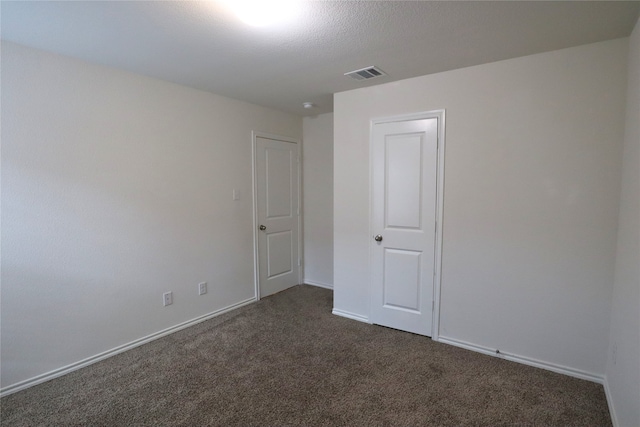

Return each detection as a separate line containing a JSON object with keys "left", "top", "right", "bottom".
{"left": 605, "top": 18, "right": 640, "bottom": 427}
{"left": 0, "top": 41, "right": 302, "bottom": 391}
{"left": 334, "top": 38, "right": 628, "bottom": 379}
{"left": 302, "top": 113, "right": 334, "bottom": 288}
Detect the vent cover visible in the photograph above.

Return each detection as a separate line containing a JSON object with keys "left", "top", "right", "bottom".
{"left": 344, "top": 66, "right": 386, "bottom": 81}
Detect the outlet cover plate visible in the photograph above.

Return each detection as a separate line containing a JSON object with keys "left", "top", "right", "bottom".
{"left": 163, "top": 291, "right": 173, "bottom": 306}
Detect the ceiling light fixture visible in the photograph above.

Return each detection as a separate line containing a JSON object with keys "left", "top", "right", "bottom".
{"left": 303, "top": 102, "right": 315, "bottom": 109}
{"left": 225, "top": 0, "right": 299, "bottom": 27}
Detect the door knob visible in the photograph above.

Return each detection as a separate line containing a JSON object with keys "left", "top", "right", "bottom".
{"left": 374, "top": 234, "right": 383, "bottom": 242}
{"left": 259, "top": 225, "right": 266, "bottom": 231}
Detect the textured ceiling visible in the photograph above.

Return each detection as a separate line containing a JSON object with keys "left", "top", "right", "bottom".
{"left": 2, "top": 1, "right": 639, "bottom": 116}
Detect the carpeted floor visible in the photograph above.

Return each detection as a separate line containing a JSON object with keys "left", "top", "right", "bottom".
{"left": 1, "top": 285, "right": 612, "bottom": 426}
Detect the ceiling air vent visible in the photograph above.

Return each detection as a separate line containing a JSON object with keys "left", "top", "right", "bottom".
{"left": 344, "top": 66, "right": 386, "bottom": 81}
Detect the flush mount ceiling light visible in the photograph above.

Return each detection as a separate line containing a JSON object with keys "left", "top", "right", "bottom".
{"left": 303, "top": 102, "right": 315, "bottom": 109}
{"left": 224, "top": 0, "right": 300, "bottom": 27}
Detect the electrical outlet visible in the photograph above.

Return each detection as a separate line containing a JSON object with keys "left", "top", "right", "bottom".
{"left": 199, "top": 282, "right": 207, "bottom": 295}
{"left": 163, "top": 291, "right": 173, "bottom": 306}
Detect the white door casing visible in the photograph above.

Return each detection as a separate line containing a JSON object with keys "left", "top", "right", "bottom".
{"left": 253, "top": 133, "right": 300, "bottom": 299}
{"left": 370, "top": 112, "right": 444, "bottom": 337}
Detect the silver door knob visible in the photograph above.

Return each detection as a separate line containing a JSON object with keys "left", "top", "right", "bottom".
{"left": 259, "top": 225, "right": 266, "bottom": 231}
{"left": 374, "top": 234, "right": 383, "bottom": 242}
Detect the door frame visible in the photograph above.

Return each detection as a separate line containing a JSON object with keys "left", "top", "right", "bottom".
{"left": 369, "top": 110, "right": 446, "bottom": 340}
{"left": 251, "top": 131, "right": 303, "bottom": 300}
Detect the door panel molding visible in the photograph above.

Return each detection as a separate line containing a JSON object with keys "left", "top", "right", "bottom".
{"left": 369, "top": 110, "right": 446, "bottom": 340}
{"left": 267, "top": 230, "right": 293, "bottom": 278}
{"left": 383, "top": 248, "right": 422, "bottom": 312}
{"left": 385, "top": 132, "right": 424, "bottom": 229}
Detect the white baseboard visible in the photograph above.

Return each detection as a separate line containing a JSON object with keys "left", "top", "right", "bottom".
{"left": 603, "top": 376, "right": 619, "bottom": 427}
{"left": 332, "top": 308, "right": 370, "bottom": 323}
{"left": 0, "top": 297, "right": 257, "bottom": 397}
{"left": 304, "top": 280, "right": 333, "bottom": 289}
{"left": 437, "top": 336, "right": 604, "bottom": 384}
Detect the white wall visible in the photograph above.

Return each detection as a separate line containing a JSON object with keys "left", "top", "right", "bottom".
{"left": 605, "top": 18, "right": 640, "bottom": 427}
{"left": 302, "top": 113, "right": 333, "bottom": 288}
{"left": 0, "top": 41, "right": 302, "bottom": 391}
{"left": 334, "top": 38, "right": 628, "bottom": 378}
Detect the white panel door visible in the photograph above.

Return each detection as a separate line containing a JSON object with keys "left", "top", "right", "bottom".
{"left": 256, "top": 136, "right": 300, "bottom": 298}
{"left": 371, "top": 118, "right": 438, "bottom": 336}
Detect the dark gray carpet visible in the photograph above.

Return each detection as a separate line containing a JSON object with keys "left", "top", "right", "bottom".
{"left": 1, "top": 285, "right": 612, "bottom": 426}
